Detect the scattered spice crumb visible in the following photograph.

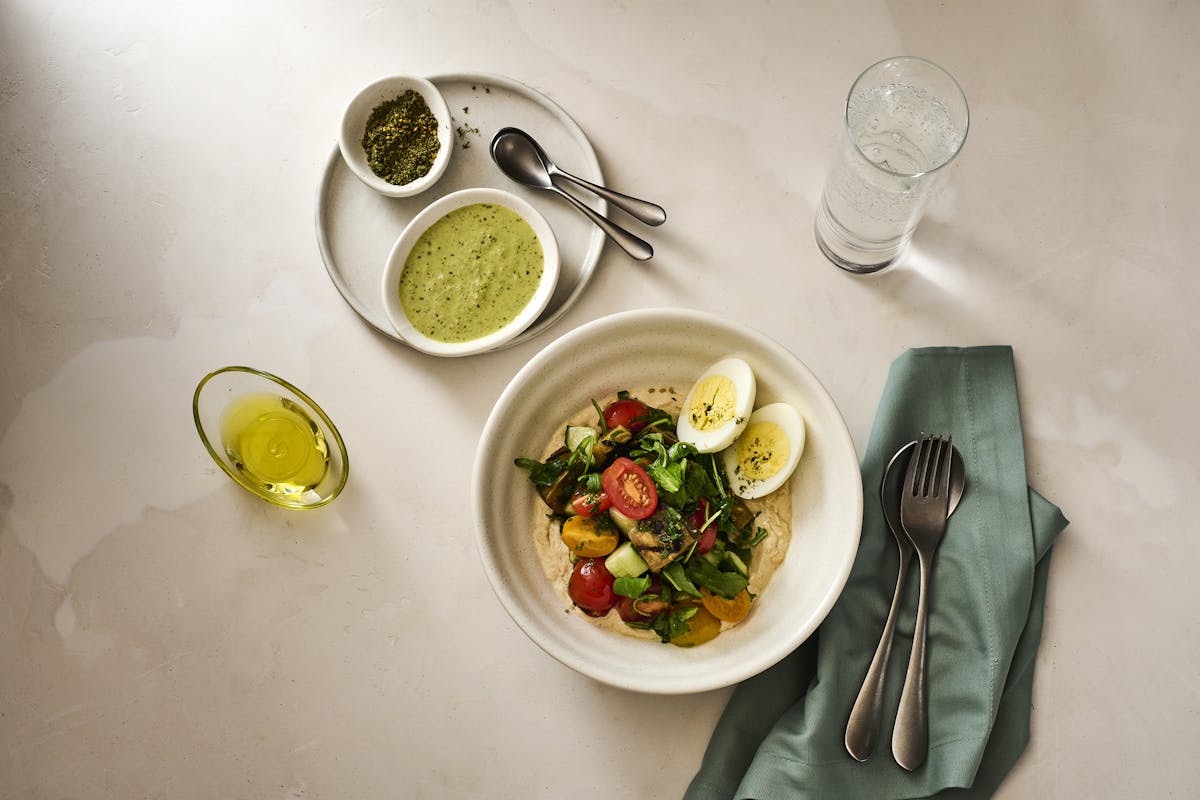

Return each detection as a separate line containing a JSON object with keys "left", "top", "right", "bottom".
{"left": 454, "top": 122, "right": 481, "bottom": 150}
{"left": 463, "top": 106, "right": 470, "bottom": 114}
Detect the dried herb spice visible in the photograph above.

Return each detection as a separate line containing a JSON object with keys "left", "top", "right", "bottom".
{"left": 361, "top": 90, "right": 440, "bottom": 186}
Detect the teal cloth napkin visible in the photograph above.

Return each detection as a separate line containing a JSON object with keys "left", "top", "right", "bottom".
{"left": 684, "top": 346, "right": 1069, "bottom": 800}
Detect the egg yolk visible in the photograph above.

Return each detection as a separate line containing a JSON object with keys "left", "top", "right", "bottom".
{"left": 687, "top": 375, "right": 738, "bottom": 431}
{"left": 735, "top": 421, "right": 789, "bottom": 480}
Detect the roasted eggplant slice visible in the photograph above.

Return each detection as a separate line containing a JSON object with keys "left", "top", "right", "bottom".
{"left": 627, "top": 506, "right": 699, "bottom": 572}
{"left": 729, "top": 497, "right": 756, "bottom": 531}
{"left": 592, "top": 425, "right": 633, "bottom": 462}
{"left": 530, "top": 447, "right": 583, "bottom": 514}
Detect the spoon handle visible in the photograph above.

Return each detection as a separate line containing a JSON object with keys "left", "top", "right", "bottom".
{"left": 551, "top": 170, "right": 666, "bottom": 226}
{"left": 892, "top": 551, "right": 932, "bottom": 771}
{"left": 552, "top": 185, "right": 654, "bottom": 261}
{"left": 845, "top": 546, "right": 912, "bottom": 761}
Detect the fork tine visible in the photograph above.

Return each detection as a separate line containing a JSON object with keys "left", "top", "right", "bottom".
{"left": 905, "top": 435, "right": 929, "bottom": 496}
{"left": 936, "top": 435, "right": 953, "bottom": 500}
{"left": 923, "top": 436, "right": 936, "bottom": 493}
{"left": 926, "top": 434, "right": 945, "bottom": 496}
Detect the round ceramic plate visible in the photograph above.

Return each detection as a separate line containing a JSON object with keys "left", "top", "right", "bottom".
{"left": 316, "top": 72, "right": 607, "bottom": 350}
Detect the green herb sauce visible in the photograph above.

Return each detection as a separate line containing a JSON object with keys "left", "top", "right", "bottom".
{"left": 399, "top": 203, "right": 544, "bottom": 343}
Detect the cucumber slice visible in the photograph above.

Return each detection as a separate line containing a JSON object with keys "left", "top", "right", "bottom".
{"left": 725, "top": 551, "right": 749, "bottom": 577}
{"left": 604, "top": 541, "right": 649, "bottom": 578}
{"left": 565, "top": 425, "right": 597, "bottom": 453}
{"left": 608, "top": 507, "right": 637, "bottom": 535}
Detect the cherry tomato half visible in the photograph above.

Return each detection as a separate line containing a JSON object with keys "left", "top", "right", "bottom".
{"left": 603, "top": 398, "right": 650, "bottom": 433}
{"left": 570, "top": 488, "right": 612, "bottom": 517}
{"left": 601, "top": 457, "right": 658, "bottom": 520}
{"left": 688, "top": 499, "right": 718, "bottom": 555}
{"left": 568, "top": 558, "right": 617, "bottom": 616}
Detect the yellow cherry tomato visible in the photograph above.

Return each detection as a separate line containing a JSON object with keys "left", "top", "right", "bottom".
{"left": 700, "top": 587, "right": 753, "bottom": 623}
{"left": 670, "top": 606, "right": 722, "bottom": 647}
{"left": 560, "top": 514, "right": 618, "bottom": 558}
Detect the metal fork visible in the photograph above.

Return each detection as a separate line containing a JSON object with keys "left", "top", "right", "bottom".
{"left": 892, "top": 434, "right": 954, "bottom": 771}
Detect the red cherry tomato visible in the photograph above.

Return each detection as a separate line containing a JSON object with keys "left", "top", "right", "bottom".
{"left": 601, "top": 457, "right": 658, "bottom": 520}
{"left": 689, "top": 499, "right": 718, "bottom": 555}
{"left": 570, "top": 488, "right": 612, "bottom": 517}
{"left": 568, "top": 558, "right": 617, "bottom": 616}
{"left": 603, "top": 398, "right": 650, "bottom": 433}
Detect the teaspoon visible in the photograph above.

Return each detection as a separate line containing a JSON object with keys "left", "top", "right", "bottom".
{"left": 490, "top": 127, "right": 659, "bottom": 261}
{"left": 844, "top": 439, "right": 966, "bottom": 763}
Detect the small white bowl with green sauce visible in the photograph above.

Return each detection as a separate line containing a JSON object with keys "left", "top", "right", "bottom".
{"left": 339, "top": 75, "right": 453, "bottom": 198}
{"left": 380, "top": 187, "right": 560, "bottom": 356}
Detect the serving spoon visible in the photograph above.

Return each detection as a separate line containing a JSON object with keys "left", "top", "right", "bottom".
{"left": 844, "top": 439, "right": 966, "bottom": 763}
{"left": 490, "top": 127, "right": 661, "bottom": 261}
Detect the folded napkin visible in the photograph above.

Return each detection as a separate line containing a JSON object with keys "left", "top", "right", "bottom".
{"left": 685, "top": 346, "right": 1069, "bottom": 800}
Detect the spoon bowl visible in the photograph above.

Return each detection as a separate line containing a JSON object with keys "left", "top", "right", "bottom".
{"left": 490, "top": 127, "right": 657, "bottom": 261}
{"left": 491, "top": 128, "right": 555, "bottom": 190}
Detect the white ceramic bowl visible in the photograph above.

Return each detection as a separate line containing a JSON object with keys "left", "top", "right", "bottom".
{"left": 339, "top": 75, "right": 453, "bottom": 197}
{"left": 380, "top": 187, "right": 560, "bottom": 357}
{"left": 472, "top": 308, "right": 863, "bottom": 694}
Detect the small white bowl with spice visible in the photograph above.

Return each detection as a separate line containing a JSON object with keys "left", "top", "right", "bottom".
{"left": 380, "top": 187, "right": 560, "bottom": 357}
{"left": 339, "top": 75, "right": 453, "bottom": 197}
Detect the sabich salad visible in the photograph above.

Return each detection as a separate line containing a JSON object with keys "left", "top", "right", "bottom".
{"left": 515, "top": 357, "right": 806, "bottom": 647}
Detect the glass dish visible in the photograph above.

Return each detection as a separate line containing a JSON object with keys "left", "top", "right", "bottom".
{"left": 193, "top": 366, "right": 349, "bottom": 509}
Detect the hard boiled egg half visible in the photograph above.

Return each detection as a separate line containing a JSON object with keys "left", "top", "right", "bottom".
{"left": 721, "top": 403, "right": 806, "bottom": 499}
{"left": 676, "top": 357, "right": 756, "bottom": 454}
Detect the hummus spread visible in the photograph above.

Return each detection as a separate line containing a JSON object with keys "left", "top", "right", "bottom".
{"left": 530, "top": 386, "right": 792, "bottom": 640}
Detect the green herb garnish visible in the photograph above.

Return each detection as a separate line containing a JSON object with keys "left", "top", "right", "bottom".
{"left": 685, "top": 557, "right": 749, "bottom": 599}
{"left": 514, "top": 457, "right": 569, "bottom": 486}
{"left": 662, "top": 561, "right": 702, "bottom": 598}
{"left": 613, "top": 575, "right": 652, "bottom": 598}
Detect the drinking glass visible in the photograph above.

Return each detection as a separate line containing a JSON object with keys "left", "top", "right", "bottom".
{"left": 814, "top": 57, "right": 969, "bottom": 273}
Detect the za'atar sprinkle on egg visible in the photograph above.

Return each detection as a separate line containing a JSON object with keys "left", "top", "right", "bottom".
{"left": 721, "top": 403, "right": 806, "bottom": 499}
{"left": 676, "top": 357, "right": 756, "bottom": 454}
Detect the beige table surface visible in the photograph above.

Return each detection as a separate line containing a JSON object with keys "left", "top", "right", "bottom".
{"left": 2, "top": 1, "right": 1197, "bottom": 797}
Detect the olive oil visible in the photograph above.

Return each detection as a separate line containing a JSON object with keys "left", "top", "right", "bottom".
{"left": 220, "top": 394, "right": 330, "bottom": 496}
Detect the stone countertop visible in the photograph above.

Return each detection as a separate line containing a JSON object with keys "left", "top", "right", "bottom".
{"left": 1, "top": 1, "right": 1196, "bottom": 797}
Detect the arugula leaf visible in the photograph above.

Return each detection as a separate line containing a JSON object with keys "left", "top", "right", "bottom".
{"left": 634, "top": 405, "right": 674, "bottom": 432}
{"left": 647, "top": 461, "right": 685, "bottom": 495}
{"left": 662, "top": 561, "right": 702, "bottom": 598}
{"left": 514, "top": 457, "right": 569, "bottom": 487}
{"left": 686, "top": 557, "right": 749, "bottom": 599}
{"left": 630, "top": 432, "right": 666, "bottom": 462}
{"left": 674, "top": 464, "right": 717, "bottom": 510}
{"left": 652, "top": 605, "right": 699, "bottom": 643}
{"left": 632, "top": 432, "right": 691, "bottom": 495}
{"left": 583, "top": 472, "right": 603, "bottom": 494}
{"left": 613, "top": 575, "right": 652, "bottom": 599}
{"left": 667, "top": 441, "right": 698, "bottom": 462}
